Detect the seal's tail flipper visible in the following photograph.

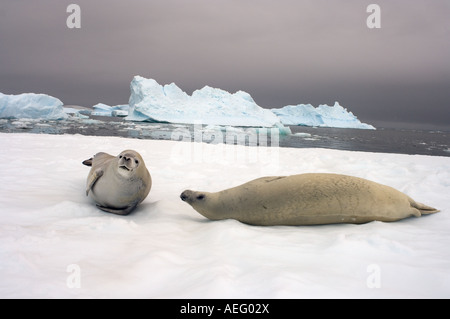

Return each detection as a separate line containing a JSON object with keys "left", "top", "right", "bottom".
{"left": 82, "top": 157, "right": 93, "bottom": 166}
{"left": 411, "top": 199, "right": 440, "bottom": 215}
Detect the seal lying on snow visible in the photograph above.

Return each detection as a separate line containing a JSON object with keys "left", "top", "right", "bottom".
{"left": 180, "top": 173, "right": 439, "bottom": 226}
{"left": 83, "top": 150, "right": 151, "bottom": 215}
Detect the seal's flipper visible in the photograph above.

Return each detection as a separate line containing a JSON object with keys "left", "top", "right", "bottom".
{"left": 82, "top": 158, "right": 93, "bottom": 166}
{"left": 96, "top": 203, "right": 138, "bottom": 216}
{"left": 86, "top": 168, "right": 104, "bottom": 196}
{"left": 410, "top": 200, "right": 440, "bottom": 215}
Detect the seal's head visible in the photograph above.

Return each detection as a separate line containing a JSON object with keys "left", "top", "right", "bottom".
{"left": 180, "top": 190, "right": 224, "bottom": 220}
{"left": 180, "top": 190, "right": 206, "bottom": 204}
{"left": 116, "top": 150, "right": 145, "bottom": 176}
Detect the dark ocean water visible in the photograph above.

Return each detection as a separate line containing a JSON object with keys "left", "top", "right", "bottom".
{"left": 286, "top": 126, "right": 450, "bottom": 156}
{"left": 1, "top": 116, "right": 449, "bottom": 157}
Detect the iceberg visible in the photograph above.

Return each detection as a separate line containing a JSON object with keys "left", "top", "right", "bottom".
{"left": 91, "top": 103, "right": 112, "bottom": 116}
{"left": 91, "top": 103, "right": 129, "bottom": 117}
{"left": 126, "top": 76, "right": 374, "bottom": 130}
{"left": 63, "top": 105, "right": 92, "bottom": 118}
{"left": 271, "top": 102, "right": 375, "bottom": 130}
{"left": 0, "top": 92, "right": 67, "bottom": 120}
{"left": 126, "top": 76, "right": 283, "bottom": 127}
{"left": 0, "top": 80, "right": 374, "bottom": 130}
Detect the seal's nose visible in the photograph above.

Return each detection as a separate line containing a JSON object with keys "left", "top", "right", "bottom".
{"left": 180, "top": 192, "right": 188, "bottom": 202}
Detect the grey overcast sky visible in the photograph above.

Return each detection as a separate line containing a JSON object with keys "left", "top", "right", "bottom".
{"left": 1, "top": 0, "right": 449, "bottom": 129}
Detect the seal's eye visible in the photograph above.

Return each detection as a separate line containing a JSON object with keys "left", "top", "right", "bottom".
{"left": 119, "top": 155, "right": 122, "bottom": 159}
{"left": 197, "top": 194, "right": 205, "bottom": 200}
{"left": 135, "top": 160, "right": 139, "bottom": 164}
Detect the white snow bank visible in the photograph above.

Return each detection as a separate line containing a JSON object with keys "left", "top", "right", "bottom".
{"left": 0, "top": 92, "right": 67, "bottom": 120}
{"left": 0, "top": 133, "right": 449, "bottom": 298}
{"left": 272, "top": 102, "right": 375, "bottom": 130}
{"left": 126, "top": 76, "right": 283, "bottom": 127}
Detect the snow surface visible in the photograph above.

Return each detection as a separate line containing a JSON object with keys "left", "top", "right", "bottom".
{"left": 272, "top": 102, "right": 375, "bottom": 130}
{"left": 127, "top": 76, "right": 283, "bottom": 127}
{"left": 0, "top": 132, "right": 449, "bottom": 298}
{"left": 0, "top": 92, "right": 67, "bottom": 120}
